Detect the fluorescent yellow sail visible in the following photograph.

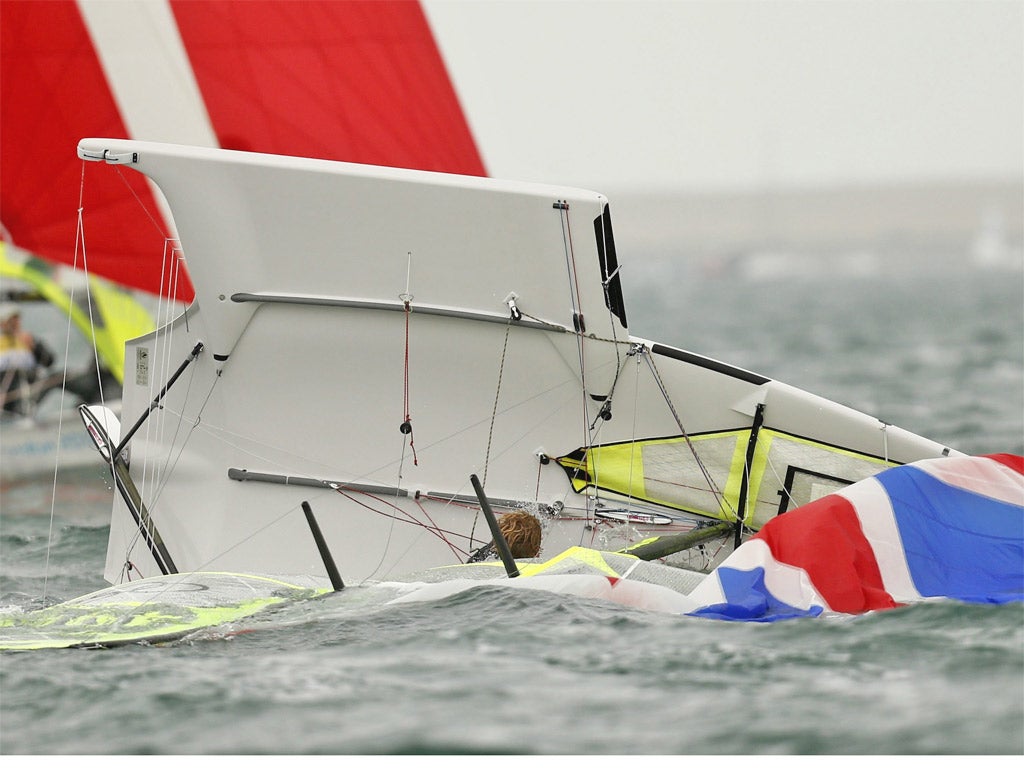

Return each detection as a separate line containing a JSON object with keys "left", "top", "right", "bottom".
{"left": 557, "top": 431, "right": 747, "bottom": 524}
{"left": 0, "top": 241, "right": 154, "bottom": 383}
{"left": 557, "top": 429, "right": 897, "bottom": 530}
{"left": 0, "top": 572, "right": 330, "bottom": 650}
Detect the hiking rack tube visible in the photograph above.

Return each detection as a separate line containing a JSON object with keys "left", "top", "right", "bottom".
{"left": 111, "top": 341, "right": 203, "bottom": 462}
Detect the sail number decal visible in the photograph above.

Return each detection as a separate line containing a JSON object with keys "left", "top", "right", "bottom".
{"left": 135, "top": 347, "right": 150, "bottom": 386}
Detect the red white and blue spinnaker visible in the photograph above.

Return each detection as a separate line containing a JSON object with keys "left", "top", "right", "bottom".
{"left": 684, "top": 454, "right": 1024, "bottom": 621}
{"left": 388, "top": 455, "right": 1023, "bottom": 623}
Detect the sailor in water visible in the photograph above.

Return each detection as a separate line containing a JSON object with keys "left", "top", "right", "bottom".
{"left": 0, "top": 303, "right": 55, "bottom": 415}
{"left": 467, "top": 510, "right": 543, "bottom": 562}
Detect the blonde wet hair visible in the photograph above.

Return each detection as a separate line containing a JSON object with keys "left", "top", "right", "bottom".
{"left": 497, "top": 511, "right": 542, "bottom": 558}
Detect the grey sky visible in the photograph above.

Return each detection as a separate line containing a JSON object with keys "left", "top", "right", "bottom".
{"left": 424, "top": 0, "right": 1023, "bottom": 195}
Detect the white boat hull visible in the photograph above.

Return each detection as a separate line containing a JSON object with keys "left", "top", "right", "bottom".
{"left": 74, "top": 140, "right": 959, "bottom": 586}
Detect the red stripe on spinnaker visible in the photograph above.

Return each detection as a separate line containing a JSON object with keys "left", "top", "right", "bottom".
{"left": 753, "top": 493, "right": 899, "bottom": 614}
{"left": 0, "top": 0, "right": 191, "bottom": 301}
{"left": 170, "top": 0, "right": 486, "bottom": 176}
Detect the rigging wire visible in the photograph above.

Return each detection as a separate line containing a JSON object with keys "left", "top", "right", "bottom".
{"left": 579, "top": 342, "right": 638, "bottom": 516}
{"left": 109, "top": 205, "right": 183, "bottom": 569}
{"left": 41, "top": 168, "right": 87, "bottom": 600}
{"left": 114, "top": 165, "right": 168, "bottom": 241}
{"left": 555, "top": 201, "right": 599, "bottom": 528}
{"left": 626, "top": 347, "right": 642, "bottom": 511}
{"left": 334, "top": 488, "right": 468, "bottom": 562}
{"left": 68, "top": 161, "right": 186, "bottom": 572}
{"left": 482, "top": 316, "right": 514, "bottom": 488}
{"left": 154, "top": 242, "right": 187, "bottom": 492}
{"left": 117, "top": 358, "right": 214, "bottom": 576}
{"left": 399, "top": 298, "right": 418, "bottom": 466}
{"left": 381, "top": 254, "right": 419, "bottom": 575}
{"left": 398, "top": 252, "right": 418, "bottom": 466}
{"left": 139, "top": 239, "right": 177, "bottom": 505}
{"left": 639, "top": 346, "right": 735, "bottom": 520}
{"left": 76, "top": 162, "right": 141, "bottom": 575}
{"left": 473, "top": 314, "right": 515, "bottom": 549}
{"left": 143, "top": 342, "right": 209, "bottom": 508}
{"left": 42, "top": 162, "right": 124, "bottom": 599}
{"left": 395, "top": 250, "right": 419, "bottom": 481}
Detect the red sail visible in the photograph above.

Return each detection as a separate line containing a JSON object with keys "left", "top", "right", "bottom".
{"left": 0, "top": 1, "right": 184, "bottom": 299}
{"left": 1, "top": 0, "right": 484, "bottom": 302}
{"left": 171, "top": 0, "right": 484, "bottom": 175}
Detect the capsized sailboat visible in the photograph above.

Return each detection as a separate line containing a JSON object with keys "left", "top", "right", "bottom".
{"left": 4, "top": 453, "right": 1019, "bottom": 649}
{"left": 74, "top": 139, "right": 961, "bottom": 587}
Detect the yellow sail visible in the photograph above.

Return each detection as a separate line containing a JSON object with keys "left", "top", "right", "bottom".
{"left": 557, "top": 428, "right": 896, "bottom": 530}
{"left": 0, "top": 241, "right": 154, "bottom": 383}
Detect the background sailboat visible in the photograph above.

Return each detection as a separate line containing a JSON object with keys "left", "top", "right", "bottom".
{"left": 0, "top": 241, "right": 156, "bottom": 481}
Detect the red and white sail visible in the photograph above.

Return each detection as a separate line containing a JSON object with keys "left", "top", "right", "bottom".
{"left": 1, "top": 0, "right": 484, "bottom": 302}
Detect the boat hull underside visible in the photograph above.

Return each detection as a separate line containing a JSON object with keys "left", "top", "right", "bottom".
{"left": 104, "top": 301, "right": 956, "bottom": 584}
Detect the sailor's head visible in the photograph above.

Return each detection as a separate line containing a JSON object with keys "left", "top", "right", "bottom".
{"left": 498, "top": 511, "right": 542, "bottom": 558}
{"left": 0, "top": 303, "right": 20, "bottom": 332}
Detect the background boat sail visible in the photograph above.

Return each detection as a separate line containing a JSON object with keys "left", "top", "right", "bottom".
{"left": 1, "top": 241, "right": 156, "bottom": 482}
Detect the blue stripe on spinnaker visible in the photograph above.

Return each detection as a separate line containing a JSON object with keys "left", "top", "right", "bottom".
{"left": 879, "top": 466, "right": 1024, "bottom": 604}
{"left": 689, "top": 567, "right": 824, "bottom": 622}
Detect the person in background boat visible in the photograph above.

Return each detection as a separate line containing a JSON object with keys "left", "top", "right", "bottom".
{"left": 467, "top": 510, "right": 543, "bottom": 563}
{"left": 0, "top": 303, "right": 55, "bottom": 415}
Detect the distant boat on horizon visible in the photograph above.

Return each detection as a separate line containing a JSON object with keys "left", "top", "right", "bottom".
{"left": 971, "top": 206, "right": 1024, "bottom": 271}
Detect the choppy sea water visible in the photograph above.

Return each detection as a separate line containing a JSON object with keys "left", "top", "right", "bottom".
{"left": 1, "top": 263, "right": 1022, "bottom": 756}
